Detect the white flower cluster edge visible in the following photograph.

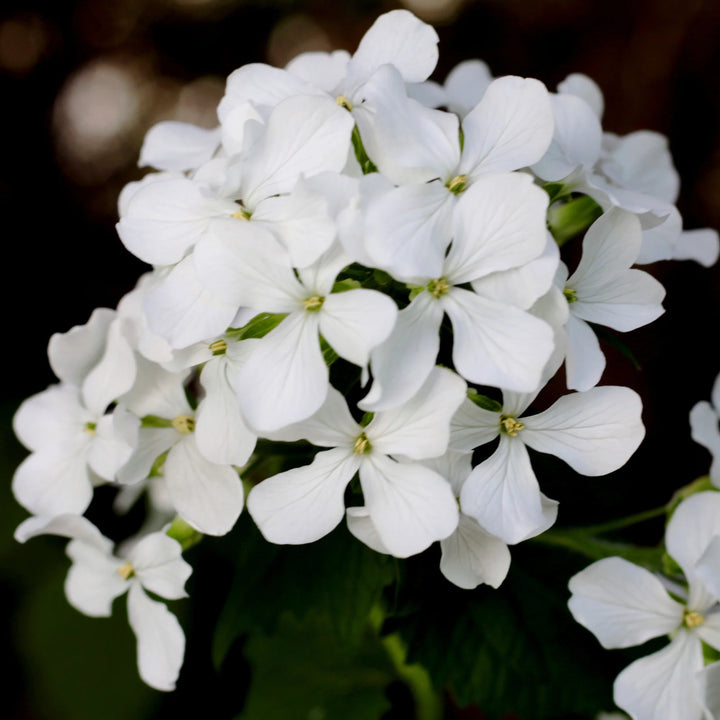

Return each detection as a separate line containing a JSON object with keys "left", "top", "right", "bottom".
{"left": 11, "top": 8, "right": 719, "bottom": 700}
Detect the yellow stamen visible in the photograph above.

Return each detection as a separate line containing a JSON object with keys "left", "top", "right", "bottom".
{"left": 500, "top": 416, "right": 525, "bottom": 437}
{"left": 84, "top": 422, "right": 97, "bottom": 434}
{"left": 172, "top": 415, "right": 195, "bottom": 434}
{"left": 683, "top": 610, "right": 705, "bottom": 629}
{"left": 336, "top": 94, "right": 352, "bottom": 111}
{"left": 427, "top": 278, "right": 450, "bottom": 299}
{"left": 563, "top": 287, "right": 578, "bottom": 304}
{"left": 303, "top": 295, "right": 325, "bottom": 312}
{"left": 232, "top": 205, "right": 251, "bottom": 220}
{"left": 117, "top": 562, "right": 134, "bottom": 580}
{"left": 446, "top": 174, "right": 468, "bottom": 194}
{"left": 209, "top": 339, "right": 227, "bottom": 355}
{"left": 353, "top": 433, "right": 372, "bottom": 455}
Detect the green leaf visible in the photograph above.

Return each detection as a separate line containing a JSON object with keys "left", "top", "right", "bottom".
{"left": 237, "top": 612, "right": 395, "bottom": 720}
{"left": 213, "top": 516, "right": 395, "bottom": 668}
{"left": 387, "top": 546, "right": 616, "bottom": 720}
{"left": 229, "top": 313, "right": 288, "bottom": 340}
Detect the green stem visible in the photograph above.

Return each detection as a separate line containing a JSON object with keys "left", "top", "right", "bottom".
{"left": 369, "top": 605, "right": 443, "bottom": 720}
{"left": 570, "top": 504, "right": 668, "bottom": 535}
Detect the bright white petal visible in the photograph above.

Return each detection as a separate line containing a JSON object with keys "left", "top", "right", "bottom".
{"left": 443, "top": 59, "right": 494, "bottom": 117}
{"left": 285, "top": 49, "right": 350, "bottom": 93}
{"left": 164, "top": 437, "right": 244, "bottom": 536}
{"left": 689, "top": 401, "right": 720, "bottom": 487}
{"left": 521, "top": 386, "right": 645, "bottom": 476}
{"left": 564, "top": 313, "right": 606, "bottom": 391}
{"left": 247, "top": 447, "right": 359, "bottom": 544}
{"left": 440, "top": 515, "right": 511, "bottom": 589}
{"left": 459, "top": 437, "right": 549, "bottom": 545}
{"left": 613, "top": 631, "right": 705, "bottom": 720}
{"left": 460, "top": 75, "right": 554, "bottom": 177}
{"left": 448, "top": 397, "right": 501, "bottom": 453}
{"left": 359, "top": 453, "right": 458, "bottom": 558}
{"left": 346, "top": 506, "right": 391, "bottom": 554}
{"left": 194, "top": 358, "right": 256, "bottom": 467}
{"left": 130, "top": 533, "right": 192, "bottom": 600}
{"left": 557, "top": 73, "right": 604, "bottom": 119}
{"left": 319, "top": 288, "right": 397, "bottom": 368}
{"left": 14, "top": 514, "right": 112, "bottom": 551}
{"left": 65, "top": 540, "right": 127, "bottom": 617}
{"left": 568, "top": 556, "right": 684, "bottom": 649}
{"left": 121, "top": 355, "right": 191, "bottom": 419}
{"left": 139, "top": 121, "right": 220, "bottom": 172}
{"left": 116, "top": 426, "right": 179, "bottom": 486}
{"left": 443, "top": 287, "right": 554, "bottom": 392}
{"left": 673, "top": 228, "right": 720, "bottom": 267}
{"left": 232, "top": 313, "right": 328, "bottom": 433}
{"left": 127, "top": 583, "right": 185, "bottom": 692}
{"left": 446, "top": 173, "right": 549, "bottom": 283}
{"left": 368, "top": 365, "right": 466, "bottom": 460}
{"left": 86, "top": 412, "right": 136, "bottom": 481}
{"left": 346, "top": 9, "right": 438, "bottom": 86}
{"left": 359, "top": 292, "right": 443, "bottom": 413}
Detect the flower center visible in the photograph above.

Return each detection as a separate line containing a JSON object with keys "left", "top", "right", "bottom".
{"left": 117, "top": 562, "right": 134, "bottom": 580}
{"left": 446, "top": 174, "right": 468, "bottom": 195}
{"left": 683, "top": 610, "right": 705, "bottom": 629}
{"left": 303, "top": 295, "right": 325, "bottom": 312}
{"left": 500, "top": 415, "right": 525, "bottom": 437}
{"left": 209, "top": 339, "right": 227, "bottom": 355}
{"left": 563, "top": 287, "right": 578, "bottom": 304}
{"left": 172, "top": 415, "right": 195, "bottom": 434}
{"left": 84, "top": 421, "right": 97, "bottom": 434}
{"left": 353, "top": 432, "right": 372, "bottom": 455}
{"left": 427, "top": 278, "right": 450, "bottom": 298}
{"left": 336, "top": 94, "right": 353, "bottom": 111}
{"left": 232, "top": 201, "right": 251, "bottom": 221}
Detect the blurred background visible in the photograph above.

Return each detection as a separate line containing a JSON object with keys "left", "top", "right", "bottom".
{"left": 1, "top": 0, "right": 720, "bottom": 718}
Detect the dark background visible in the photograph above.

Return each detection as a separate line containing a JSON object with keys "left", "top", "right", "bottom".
{"left": 2, "top": 0, "right": 720, "bottom": 718}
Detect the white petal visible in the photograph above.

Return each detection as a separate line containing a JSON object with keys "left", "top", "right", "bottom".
{"left": 459, "top": 437, "right": 550, "bottom": 545}
{"left": 689, "top": 401, "right": 720, "bottom": 487}
{"left": 164, "top": 437, "right": 244, "bottom": 536}
{"left": 120, "top": 355, "right": 191, "bottom": 419}
{"left": 673, "top": 228, "right": 720, "bottom": 267}
{"left": 368, "top": 365, "right": 467, "bottom": 459}
{"left": 116, "top": 176, "right": 235, "bottom": 266}
{"left": 448, "top": 396, "right": 501, "bottom": 453}
{"left": 144, "top": 258, "right": 240, "bottom": 349}
{"left": 13, "top": 439, "right": 94, "bottom": 517}
{"left": 247, "top": 447, "right": 359, "bottom": 544}
{"left": 459, "top": 76, "right": 554, "bottom": 177}
{"left": 64, "top": 540, "right": 128, "bottom": 617}
{"left": 420, "top": 450, "right": 473, "bottom": 497}
{"left": 14, "top": 513, "right": 112, "bottom": 551}
{"left": 568, "top": 556, "right": 684, "bottom": 649}
{"left": 48, "top": 307, "right": 115, "bottom": 388}
{"left": 557, "top": 73, "right": 604, "bottom": 119}
{"left": 130, "top": 533, "right": 192, "bottom": 600}
{"left": 442, "top": 288, "right": 554, "bottom": 392}
{"left": 242, "top": 95, "right": 353, "bottom": 208}
{"left": 359, "top": 453, "right": 458, "bottom": 558}
{"left": 116, "top": 426, "right": 178, "bottom": 486}
{"left": 13, "top": 384, "right": 90, "bottom": 452}
{"left": 665, "top": 491, "right": 720, "bottom": 599}
{"left": 521, "top": 386, "right": 645, "bottom": 476}
{"left": 443, "top": 59, "right": 494, "bottom": 117}
{"left": 127, "top": 583, "right": 185, "bottom": 692}
{"left": 86, "top": 412, "right": 136, "bottom": 481}
{"left": 346, "top": 9, "right": 438, "bottom": 87}
{"left": 440, "top": 515, "right": 511, "bottom": 589}
{"left": 363, "top": 180, "right": 455, "bottom": 280}
{"left": 613, "top": 631, "right": 705, "bottom": 720}
{"left": 445, "top": 173, "right": 549, "bottom": 284}
{"left": 193, "top": 219, "right": 302, "bottom": 313}
{"left": 531, "top": 93, "right": 602, "bottom": 181}
{"left": 285, "top": 49, "right": 350, "bottom": 93}
{"left": 345, "top": 506, "right": 391, "bottom": 554}
{"left": 319, "top": 288, "right": 397, "bottom": 368}
{"left": 139, "top": 121, "right": 220, "bottom": 172}
{"left": 194, "top": 358, "right": 256, "bottom": 467}
{"left": 359, "top": 293, "right": 443, "bottom": 413}
{"left": 232, "top": 313, "right": 328, "bottom": 433}
{"left": 564, "top": 313, "right": 606, "bottom": 392}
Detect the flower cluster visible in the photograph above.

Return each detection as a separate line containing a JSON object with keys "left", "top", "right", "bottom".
{"left": 12, "top": 7, "right": 718, "bottom": 697}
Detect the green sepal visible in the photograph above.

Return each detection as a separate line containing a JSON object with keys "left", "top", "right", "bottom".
{"left": 360, "top": 411, "right": 374, "bottom": 427}
{"left": 140, "top": 414, "right": 173, "bottom": 428}
{"left": 149, "top": 450, "right": 169, "bottom": 478}
{"left": 227, "top": 312, "right": 287, "bottom": 341}
{"left": 332, "top": 278, "right": 362, "bottom": 293}
{"left": 166, "top": 516, "right": 203, "bottom": 552}
{"left": 319, "top": 334, "right": 339, "bottom": 366}
{"left": 547, "top": 193, "right": 603, "bottom": 246}
{"left": 467, "top": 388, "right": 502, "bottom": 413}
{"left": 703, "top": 642, "right": 720, "bottom": 664}
{"left": 351, "top": 125, "right": 378, "bottom": 175}
{"left": 407, "top": 284, "right": 425, "bottom": 301}
{"left": 591, "top": 324, "right": 642, "bottom": 370}
{"left": 667, "top": 475, "right": 716, "bottom": 515}
{"left": 541, "top": 182, "right": 567, "bottom": 202}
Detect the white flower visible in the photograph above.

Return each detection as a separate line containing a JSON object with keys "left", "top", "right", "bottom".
{"left": 247, "top": 366, "right": 465, "bottom": 558}
{"left": 15, "top": 515, "right": 191, "bottom": 692}
{"left": 689, "top": 370, "right": 720, "bottom": 487}
{"left": 568, "top": 491, "right": 720, "bottom": 720}
{"left": 360, "top": 172, "right": 554, "bottom": 412}
{"left": 451, "top": 385, "right": 645, "bottom": 544}
{"left": 557, "top": 207, "right": 666, "bottom": 391}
